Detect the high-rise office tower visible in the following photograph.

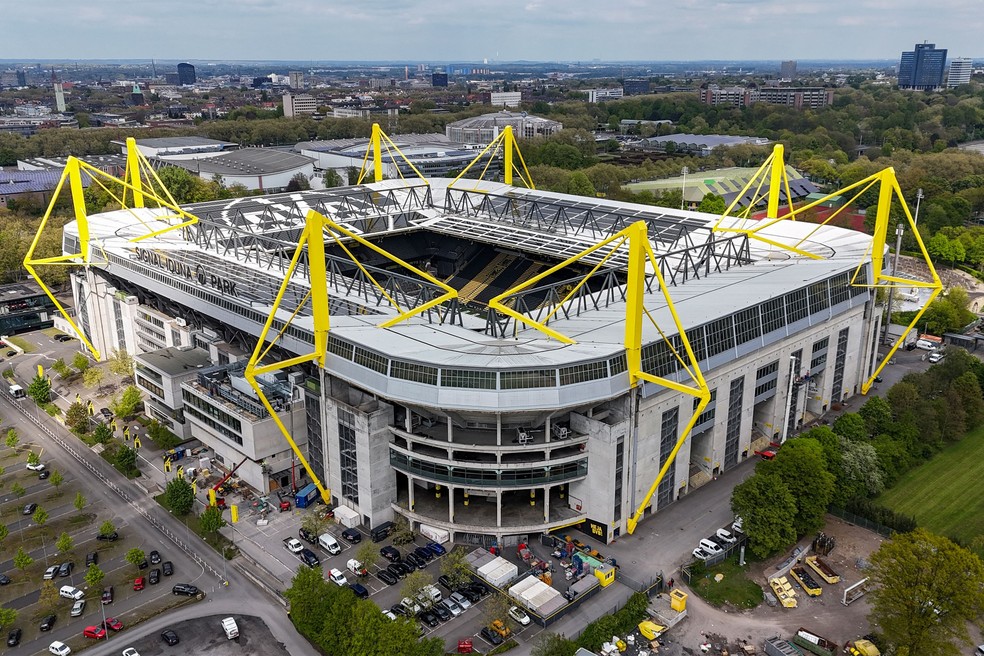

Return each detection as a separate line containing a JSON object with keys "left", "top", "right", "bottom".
{"left": 177, "top": 62, "right": 196, "bottom": 86}
{"left": 780, "top": 60, "right": 797, "bottom": 80}
{"left": 898, "top": 42, "right": 947, "bottom": 90}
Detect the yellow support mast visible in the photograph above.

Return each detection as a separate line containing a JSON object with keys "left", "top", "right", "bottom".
{"left": 488, "top": 220, "right": 709, "bottom": 534}
{"left": 449, "top": 125, "right": 535, "bottom": 190}
{"left": 356, "top": 123, "right": 431, "bottom": 185}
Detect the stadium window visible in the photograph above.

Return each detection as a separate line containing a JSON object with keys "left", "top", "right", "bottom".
{"left": 786, "top": 288, "right": 809, "bottom": 323}
{"left": 760, "top": 297, "right": 786, "bottom": 334}
{"left": 327, "top": 335, "right": 354, "bottom": 359}
{"left": 734, "top": 306, "right": 762, "bottom": 345}
{"left": 390, "top": 360, "right": 439, "bottom": 385}
{"left": 501, "top": 369, "right": 556, "bottom": 389}
{"left": 441, "top": 369, "right": 497, "bottom": 389}
{"left": 353, "top": 347, "right": 388, "bottom": 374}
{"left": 809, "top": 281, "right": 831, "bottom": 314}
{"left": 705, "top": 316, "right": 735, "bottom": 358}
{"left": 560, "top": 361, "right": 608, "bottom": 386}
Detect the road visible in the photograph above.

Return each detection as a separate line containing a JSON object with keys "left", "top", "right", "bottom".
{"left": 0, "top": 391, "right": 316, "bottom": 656}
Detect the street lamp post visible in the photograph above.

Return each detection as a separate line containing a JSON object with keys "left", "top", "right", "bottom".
{"left": 882, "top": 223, "right": 905, "bottom": 343}
{"left": 780, "top": 355, "right": 798, "bottom": 444}
{"left": 914, "top": 188, "right": 924, "bottom": 226}
{"left": 680, "top": 166, "right": 689, "bottom": 210}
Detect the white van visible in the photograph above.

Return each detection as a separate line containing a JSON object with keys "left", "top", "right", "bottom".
{"left": 698, "top": 538, "right": 724, "bottom": 555}
{"left": 221, "top": 617, "right": 239, "bottom": 639}
{"left": 319, "top": 533, "right": 341, "bottom": 555}
{"left": 59, "top": 585, "right": 84, "bottom": 600}
{"left": 915, "top": 339, "right": 938, "bottom": 350}
{"left": 7, "top": 384, "right": 24, "bottom": 399}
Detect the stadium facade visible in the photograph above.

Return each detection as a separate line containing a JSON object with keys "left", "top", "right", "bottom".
{"left": 64, "top": 177, "right": 878, "bottom": 545}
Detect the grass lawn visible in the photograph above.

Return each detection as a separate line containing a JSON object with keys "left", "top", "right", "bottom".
{"left": 689, "top": 557, "right": 763, "bottom": 609}
{"left": 5, "top": 336, "right": 33, "bottom": 353}
{"left": 878, "top": 427, "right": 984, "bottom": 544}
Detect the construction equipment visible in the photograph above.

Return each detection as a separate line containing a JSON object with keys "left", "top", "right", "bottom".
{"left": 792, "top": 628, "right": 837, "bottom": 656}
{"left": 805, "top": 555, "right": 841, "bottom": 584}
{"left": 212, "top": 456, "right": 249, "bottom": 493}
{"left": 789, "top": 566, "right": 823, "bottom": 597}
{"left": 844, "top": 639, "right": 880, "bottom": 656}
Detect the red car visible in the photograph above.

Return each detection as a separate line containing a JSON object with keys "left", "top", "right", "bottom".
{"left": 754, "top": 441, "right": 783, "bottom": 460}
{"left": 133, "top": 577, "right": 145, "bottom": 591}
{"left": 83, "top": 626, "right": 107, "bottom": 639}
{"left": 102, "top": 617, "right": 123, "bottom": 631}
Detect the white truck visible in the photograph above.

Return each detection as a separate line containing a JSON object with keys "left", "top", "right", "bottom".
{"left": 221, "top": 617, "right": 239, "bottom": 639}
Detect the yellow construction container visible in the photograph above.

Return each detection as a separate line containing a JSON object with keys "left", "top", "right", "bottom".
{"left": 669, "top": 589, "right": 687, "bottom": 612}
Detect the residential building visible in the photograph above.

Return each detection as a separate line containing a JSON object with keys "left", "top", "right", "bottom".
{"left": 283, "top": 93, "right": 318, "bottom": 118}
{"left": 698, "top": 86, "right": 834, "bottom": 109}
{"left": 948, "top": 57, "right": 973, "bottom": 88}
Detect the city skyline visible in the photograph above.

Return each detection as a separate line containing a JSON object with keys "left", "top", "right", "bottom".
{"left": 2, "top": 0, "right": 983, "bottom": 62}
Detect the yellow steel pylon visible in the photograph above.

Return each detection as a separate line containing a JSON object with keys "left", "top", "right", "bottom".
{"left": 23, "top": 137, "right": 200, "bottom": 360}
{"left": 488, "top": 220, "right": 709, "bottom": 533}
{"left": 244, "top": 209, "right": 458, "bottom": 505}
{"left": 356, "top": 123, "right": 431, "bottom": 185}
{"left": 449, "top": 125, "right": 535, "bottom": 189}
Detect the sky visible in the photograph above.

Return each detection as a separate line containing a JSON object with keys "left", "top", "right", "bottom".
{"left": 2, "top": 0, "right": 983, "bottom": 63}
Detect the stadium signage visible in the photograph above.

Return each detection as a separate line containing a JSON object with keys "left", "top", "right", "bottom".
{"left": 134, "top": 248, "right": 238, "bottom": 297}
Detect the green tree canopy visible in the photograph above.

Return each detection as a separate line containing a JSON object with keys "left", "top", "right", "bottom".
{"left": 731, "top": 473, "right": 798, "bottom": 558}
{"left": 125, "top": 548, "right": 146, "bottom": 570}
{"left": 12, "top": 546, "right": 32, "bottom": 571}
{"left": 27, "top": 374, "right": 51, "bottom": 405}
{"left": 111, "top": 385, "right": 143, "bottom": 419}
{"left": 200, "top": 505, "right": 226, "bottom": 534}
{"left": 55, "top": 531, "right": 73, "bottom": 553}
{"left": 84, "top": 563, "right": 105, "bottom": 590}
{"left": 697, "top": 192, "right": 726, "bottom": 214}
{"left": 164, "top": 477, "right": 195, "bottom": 515}
{"left": 766, "top": 438, "right": 836, "bottom": 535}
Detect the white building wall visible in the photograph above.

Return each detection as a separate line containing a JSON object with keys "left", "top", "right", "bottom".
{"left": 196, "top": 162, "right": 314, "bottom": 192}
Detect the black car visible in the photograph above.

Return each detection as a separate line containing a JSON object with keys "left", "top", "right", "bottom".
{"left": 149, "top": 568, "right": 161, "bottom": 585}
{"left": 162, "top": 561, "right": 174, "bottom": 576}
{"left": 389, "top": 604, "right": 407, "bottom": 617}
{"left": 149, "top": 550, "right": 161, "bottom": 565}
{"left": 417, "top": 611, "right": 439, "bottom": 628}
{"left": 387, "top": 563, "right": 407, "bottom": 579}
{"left": 101, "top": 585, "right": 114, "bottom": 604}
{"left": 22, "top": 503, "right": 36, "bottom": 516}
{"left": 341, "top": 528, "right": 362, "bottom": 543}
{"left": 58, "top": 561, "right": 74, "bottom": 577}
{"left": 380, "top": 545, "right": 401, "bottom": 562}
{"left": 6, "top": 628, "right": 20, "bottom": 646}
{"left": 138, "top": 558, "right": 149, "bottom": 570}
{"left": 96, "top": 531, "right": 119, "bottom": 542}
{"left": 414, "top": 546, "right": 434, "bottom": 562}
{"left": 171, "top": 583, "right": 199, "bottom": 597}
{"left": 85, "top": 552, "right": 98, "bottom": 567}
{"left": 38, "top": 470, "right": 50, "bottom": 480}
{"left": 432, "top": 604, "right": 451, "bottom": 622}
{"left": 39, "top": 615, "right": 56, "bottom": 631}
{"left": 377, "top": 569, "right": 397, "bottom": 586}
{"left": 0, "top": 574, "right": 10, "bottom": 586}
{"left": 437, "top": 575, "right": 455, "bottom": 591}
{"left": 299, "top": 548, "right": 320, "bottom": 568}
{"left": 469, "top": 579, "right": 491, "bottom": 596}
{"left": 457, "top": 586, "right": 481, "bottom": 604}
{"left": 298, "top": 527, "right": 318, "bottom": 544}
{"left": 481, "top": 627, "right": 504, "bottom": 646}
{"left": 161, "top": 629, "right": 180, "bottom": 646}
{"left": 404, "top": 552, "right": 423, "bottom": 570}
{"left": 348, "top": 583, "right": 369, "bottom": 599}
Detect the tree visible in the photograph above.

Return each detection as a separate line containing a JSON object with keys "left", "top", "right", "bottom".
{"left": 283, "top": 564, "right": 333, "bottom": 637}
{"left": 115, "top": 445, "right": 138, "bottom": 475}
{"left": 867, "top": 529, "right": 984, "bottom": 656}
{"left": 108, "top": 349, "right": 134, "bottom": 377}
{"left": 49, "top": 470, "right": 64, "bottom": 491}
{"left": 439, "top": 546, "right": 473, "bottom": 589}
{"left": 0, "top": 608, "right": 16, "bottom": 630}
{"left": 4, "top": 428, "right": 17, "bottom": 450}
{"left": 51, "top": 358, "right": 71, "bottom": 378}
{"left": 92, "top": 422, "right": 112, "bottom": 444}
{"left": 565, "top": 171, "right": 596, "bottom": 197}
{"left": 531, "top": 632, "right": 578, "bottom": 656}
{"left": 84, "top": 563, "right": 105, "bottom": 590}
{"left": 200, "top": 505, "right": 226, "bottom": 535}
{"left": 832, "top": 412, "right": 868, "bottom": 441}
{"left": 73, "top": 492, "right": 87, "bottom": 513}
{"left": 0, "top": 524, "right": 7, "bottom": 544}
{"left": 125, "top": 548, "right": 146, "bottom": 570}
{"left": 323, "top": 169, "right": 344, "bottom": 188}
{"left": 731, "top": 473, "right": 798, "bottom": 558}
{"left": 356, "top": 543, "right": 379, "bottom": 571}
{"left": 27, "top": 373, "right": 51, "bottom": 404}
{"left": 301, "top": 510, "right": 331, "bottom": 541}
{"left": 38, "top": 581, "right": 59, "bottom": 613}
{"left": 400, "top": 569, "right": 433, "bottom": 603}
{"left": 33, "top": 507, "right": 49, "bottom": 527}
{"left": 697, "top": 193, "right": 727, "bottom": 215}
{"left": 83, "top": 367, "right": 104, "bottom": 388}
{"left": 147, "top": 420, "right": 180, "bottom": 450}
{"left": 56, "top": 531, "right": 73, "bottom": 553}
{"left": 26, "top": 450, "right": 40, "bottom": 466}
{"left": 65, "top": 401, "right": 89, "bottom": 431}
{"left": 286, "top": 172, "right": 311, "bottom": 192}
{"left": 10, "top": 482, "right": 24, "bottom": 499}
{"left": 482, "top": 591, "right": 513, "bottom": 629}
{"left": 98, "top": 520, "right": 115, "bottom": 537}
{"left": 71, "top": 352, "right": 91, "bottom": 373}
{"left": 164, "top": 477, "right": 195, "bottom": 515}
{"left": 12, "top": 546, "right": 32, "bottom": 571}
{"left": 111, "top": 385, "right": 142, "bottom": 419}
{"left": 768, "top": 438, "right": 836, "bottom": 536}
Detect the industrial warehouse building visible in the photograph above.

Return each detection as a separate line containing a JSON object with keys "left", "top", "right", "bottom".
{"left": 63, "top": 174, "right": 878, "bottom": 545}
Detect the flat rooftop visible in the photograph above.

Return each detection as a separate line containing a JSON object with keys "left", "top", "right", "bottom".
{"left": 136, "top": 346, "right": 212, "bottom": 377}
{"left": 166, "top": 149, "right": 315, "bottom": 176}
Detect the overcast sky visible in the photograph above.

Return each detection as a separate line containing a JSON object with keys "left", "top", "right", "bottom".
{"left": 3, "top": 0, "right": 981, "bottom": 62}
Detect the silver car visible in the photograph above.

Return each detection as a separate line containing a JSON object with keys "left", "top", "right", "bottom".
{"left": 70, "top": 599, "right": 85, "bottom": 617}
{"left": 449, "top": 591, "right": 471, "bottom": 610}
{"left": 441, "top": 599, "right": 462, "bottom": 617}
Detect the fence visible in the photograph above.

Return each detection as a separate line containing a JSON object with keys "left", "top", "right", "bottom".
{"left": 3, "top": 391, "right": 226, "bottom": 584}
{"left": 828, "top": 507, "right": 895, "bottom": 538}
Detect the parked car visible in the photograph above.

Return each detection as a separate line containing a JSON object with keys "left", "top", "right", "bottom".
{"left": 732, "top": 516, "right": 744, "bottom": 534}
{"left": 349, "top": 583, "right": 369, "bottom": 599}
{"left": 82, "top": 626, "right": 107, "bottom": 640}
{"left": 457, "top": 587, "right": 480, "bottom": 604}
{"left": 6, "top": 628, "right": 21, "bottom": 647}
{"left": 480, "top": 627, "right": 504, "bottom": 646}
{"left": 96, "top": 531, "right": 119, "bottom": 542}
{"left": 58, "top": 562, "right": 74, "bottom": 577}
{"left": 40, "top": 615, "right": 57, "bottom": 631}
{"left": 441, "top": 598, "right": 462, "bottom": 617}
{"left": 716, "top": 528, "right": 737, "bottom": 544}
{"left": 417, "top": 610, "right": 439, "bottom": 628}
{"left": 162, "top": 561, "right": 174, "bottom": 576}
{"left": 692, "top": 547, "right": 710, "bottom": 561}
{"left": 298, "top": 527, "right": 318, "bottom": 544}
{"left": 22, "top": 503, "right": 37, "bottom": 515}
{"left": 449, "top": 591, "right": 472, "bottom": 610}
{"left": 389, "top": 604, "right": 407, "bottom": 617}
{"left": 341, "top": 528, "right": 362, "bottom": 543}
{"left": 387, "top": 563, "right": 407, "bottom": 579}
{"left": 133, "top": 577, "right": 145, "bottom": 591}
{"left": 299, "top": 548, "right": 321, "bottom": 568}
{"left": 101, "top": 585, "right": 114, "bottom": 604}
{"left": 698, "top": 538, "right": 723, "bottom": 555}
{"left": 437, "top": 575, "right": 455, "bottom": 591}
{"left": 161, "top": 629, "right": 179, "bottom": 646}
{"left": 121, "top": 649, "right": 139, "bottom": 656}
{"left": 38, "top": 470, "right": 50, "bottom": 480}
{"left": 426, "top": 541, "right": 446, "bottom": 556}
{"left": 171, "top": 583, "right": 198, "bottom": 597}
{"left": 0, "top": 574, "right": 8, "bottom": 586}
{"left": 508, "top": 606, "right": 531, "bottom": 625}
{"left": 149, "top": 569, "right": 160, "bottom": 585}
{"left": 27, "top": 463, "right": 45, "bottom": 472}
{"left": 432, "top": 603, "right": 451, "bottom": 621}
{"left": 102, "top": 617, "right": 123, "bottom": 632}
{"left": 59, "top": 585, "right": 84, "bottom": 600}
{"left": 414, "top": 546, "right": 434, "bottom": 562}
{"left": 404, "top": 553, "right": 425, "bottom": 570}
{"left": 380, "top": 545, "right": 401, "bottom": 562}
{"left": 329, "top": 568, "right": 348, "bottom": 587}
{"left": 149, "top": 550, "right": 161, "bottom": 565}
{"left": 48, "top": 640, "right": 70, "bottom": 655}
{"left": 468, "top": 580, "right": 491, "bottom": 597}
{"left": 70, "top": 599, "right": 86, "bottom": 617}
{"left": 377, "top": 569, "right": 397, "bottom": 586}
{"left": 85, "top": 552, "right": 98, "bottom": 567}
{"left": 43, "top": 565, "right": 59, "bottom": 580}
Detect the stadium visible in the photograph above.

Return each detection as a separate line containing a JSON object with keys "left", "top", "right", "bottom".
{"left": 37, "top": 134, "right": 914, "bottom": 547}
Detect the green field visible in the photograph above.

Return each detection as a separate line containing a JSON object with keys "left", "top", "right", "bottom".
{"left": 878, "top": 428, "right": 984, "bottom": 544}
